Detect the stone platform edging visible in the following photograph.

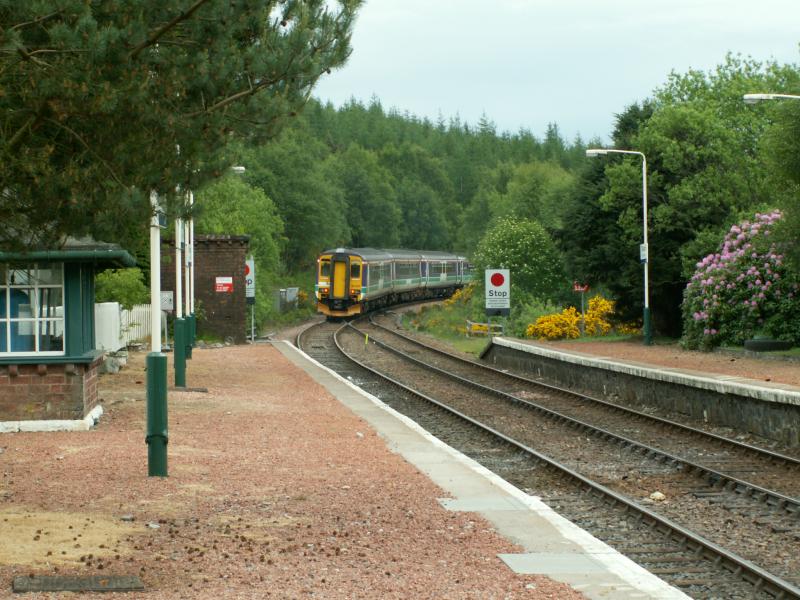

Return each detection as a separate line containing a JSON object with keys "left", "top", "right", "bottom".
{"left": 485, "top": 338, "right": 800, "bottom": 446}
{"left": 494, "top": 338, "right": 800, "bottom": 407}
{"left": 0, "top": 405, "right": 103, "bottom": 434}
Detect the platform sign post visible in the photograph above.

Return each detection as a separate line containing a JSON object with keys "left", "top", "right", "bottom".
{"left": 245, "top": 257, "right": 256, "bottom": 341}
{"left": 485, "top": 269, "right": 510, "bottom": 336}
{"left": 573, "top": 281, "right": 590, "bottom": 335}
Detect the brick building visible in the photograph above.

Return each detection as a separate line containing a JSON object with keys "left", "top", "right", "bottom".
{"left": 160, "top": 234, "right": 249, "bottom": 344}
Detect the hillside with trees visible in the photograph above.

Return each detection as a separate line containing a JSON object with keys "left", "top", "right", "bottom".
{"left": 197, "top": 53, "right": 798, "bottom": 347}
{"left": 3, "top": 0, "right": 797, "bottom": 349}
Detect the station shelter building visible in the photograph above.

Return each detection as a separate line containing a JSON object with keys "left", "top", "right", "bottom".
{"left": 0, "top": 238, "right": 135, "bottom": 424}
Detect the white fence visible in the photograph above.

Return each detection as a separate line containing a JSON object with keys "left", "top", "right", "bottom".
{"left": 120, "top": 304, "right": 152, "bottom": 346}
{"left": 95, "top": 303, "right": 171, "bottom": 351}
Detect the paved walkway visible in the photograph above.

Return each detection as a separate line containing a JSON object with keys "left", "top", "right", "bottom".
{"left": 276, "top": 341, "right": 688, "bottom": 599}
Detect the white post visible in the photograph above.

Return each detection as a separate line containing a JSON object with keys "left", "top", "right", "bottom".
{"left": 150, "top": 191, "right": 161, "bottom": 353}
{"left": 184, "top": 215, "right": 191, "bottom": 317}
{"left": 175, "top": 215, "right": 183, "bottom": 320}
{"left": 189, "top": 191, "right": 195, "bottom": 315}
{"left": 642, "top": 156, "right": 649, "bottom": 315}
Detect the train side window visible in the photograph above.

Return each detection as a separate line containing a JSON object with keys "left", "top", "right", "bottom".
{"left": 320, "top": 260, "right": 331, "bottom": 278}
{"left": 350, "top": 263, "right": 361, "bottom": 279}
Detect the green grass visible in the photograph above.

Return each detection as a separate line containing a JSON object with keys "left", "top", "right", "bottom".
{"left": 440, "top": 336, "right": 493, "bottom": 356}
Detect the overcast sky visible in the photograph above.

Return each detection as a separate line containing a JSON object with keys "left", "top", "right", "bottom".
{"left": 313, "top": 0, "right": 800, "bottom": 142}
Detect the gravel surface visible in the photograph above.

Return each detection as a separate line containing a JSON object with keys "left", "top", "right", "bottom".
{"left": 0, "top": 344, "right": 584, "bottom": 599}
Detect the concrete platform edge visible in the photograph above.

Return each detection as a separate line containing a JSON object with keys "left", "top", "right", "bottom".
{"left": 0, "top": 405, "right": 103, "bottom": 433}
{"left": 271, "top": 340, "right": 688, "bottom": 600}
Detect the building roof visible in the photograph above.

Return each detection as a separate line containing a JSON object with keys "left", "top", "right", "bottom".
{"left": 0, "top": 237, "right": 136, "bottom": 268}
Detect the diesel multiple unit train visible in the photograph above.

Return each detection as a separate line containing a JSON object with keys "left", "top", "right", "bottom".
{"left": 315, "top": 248, "right": 473, "bottom": 318}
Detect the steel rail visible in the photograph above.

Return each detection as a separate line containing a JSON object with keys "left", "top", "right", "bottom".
{"left": 368, "top": 314, "right": 800, "bottom": 469}
{"left": 352, "top": 321, "right": 800, "bottom": 517}
{"left": 328, "top": 322, "right": 800, "bottom": 600}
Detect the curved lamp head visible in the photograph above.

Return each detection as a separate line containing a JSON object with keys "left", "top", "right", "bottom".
{"left": 585, "top": 149, "right": 608, "bottom": 157}
{"left": 743, "top": 93, "right": 774, "bottom": 104}
{"left": 743, "top": 93, "right": 800, "bottom": 104}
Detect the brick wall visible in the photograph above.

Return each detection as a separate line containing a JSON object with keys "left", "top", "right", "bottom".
{"left": 0, "top": 358, "right": 102, "bottom": 420}
{"left": 161, "top": 235, "right": 250, "bottom": 344}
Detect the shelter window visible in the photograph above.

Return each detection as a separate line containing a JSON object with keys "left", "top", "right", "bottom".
{"left": 1, "top": 263, "right": 65, "bottom": 355}
{"left": 320, "top": 260, "right": 331, "bottom": 278}
{"left": 350, "top": 263, "right": 361, "bottom": 279}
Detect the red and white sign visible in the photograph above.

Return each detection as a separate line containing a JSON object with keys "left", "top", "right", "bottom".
{"left": 215, "top": 276, "right": 233, "bottom": 293}
{"left": 573, "top": 281, "right": 590, "bottom": 293}
{"left": 245, "top": 257, "right": 255, "bottom": 298}
{"left": 485, "top": 269, "right": 510, "bottom": 310}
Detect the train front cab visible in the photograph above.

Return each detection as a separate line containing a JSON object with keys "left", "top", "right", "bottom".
{"left": 316, "top": 252, "right": 364, "bottom": 318}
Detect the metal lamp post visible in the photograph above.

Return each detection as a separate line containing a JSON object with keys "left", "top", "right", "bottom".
{"left": 146, "top": 191, "right": 168, "bottom": 476}
{"left": 173, "top": 198, "right": 187, "bottom": 388}
{"left": 586, "top": 148, "right": 652, "bottom": 345}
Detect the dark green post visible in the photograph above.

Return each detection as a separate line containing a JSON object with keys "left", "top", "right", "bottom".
{"left": 146, "top": 352, "right": 168, "bottom": 477}
{"left": 174, "top": 318, "right": 186, "bottom": 388}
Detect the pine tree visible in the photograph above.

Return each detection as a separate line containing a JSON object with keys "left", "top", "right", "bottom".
{"left": 0, "top": 0, "right": 361, "bottom": 250}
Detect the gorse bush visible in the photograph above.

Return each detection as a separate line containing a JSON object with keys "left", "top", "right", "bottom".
{"left": 525, "top": 294, "right": 617, "bottom": 340}
{"left": 682, "top": 210, "right": 800, "bottom": 350}
{"left": 526, "top": 306, "right": 581, "bottom": 340}
{"left": 443, "top": 283, "right": 474, "bottom": 308}
{"left": 583, "top": 295, "right": 614, "bottom": 336}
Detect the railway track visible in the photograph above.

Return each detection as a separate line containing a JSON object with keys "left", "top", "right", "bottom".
{"left": 297, "top": 317, "right": 800, "bottom": 599}
{"left": 364, "top": 314, "right": 800, "bottom": 506}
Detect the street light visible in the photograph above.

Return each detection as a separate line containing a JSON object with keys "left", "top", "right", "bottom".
{"left": 586, "top": 148, "right": 653, "bottom": 345}
{"left": 743, "top": 93, "right": 800, "bottom": 104}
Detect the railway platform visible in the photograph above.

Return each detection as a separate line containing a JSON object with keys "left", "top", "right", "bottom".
{"left": 275, "top": 340, "right": 689, "bottom": 599}
{"left": 483, "top": 337, "right": 800, "bottom": 447}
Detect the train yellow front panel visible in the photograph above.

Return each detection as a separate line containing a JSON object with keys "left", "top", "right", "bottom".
{"left": 333, "top": 261, "right": 347, "bottom": 298}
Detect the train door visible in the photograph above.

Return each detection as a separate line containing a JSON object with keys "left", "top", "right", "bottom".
{"left": 331, "top": 255, "right": 349, "bottom": 299}
{"left": 349, "top": 260, "right": 362, "bottom": 297}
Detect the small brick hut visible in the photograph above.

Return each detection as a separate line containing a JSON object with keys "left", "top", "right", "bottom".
{"left": 0, "top": 238, "right": 136, "bottom": 424}
{"left": 160, "top": 234, "right": 249, "bottom": 344}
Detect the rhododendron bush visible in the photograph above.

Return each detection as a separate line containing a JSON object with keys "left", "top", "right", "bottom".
{"left": 682, "top": 210, "right": 800, "bottom": 350}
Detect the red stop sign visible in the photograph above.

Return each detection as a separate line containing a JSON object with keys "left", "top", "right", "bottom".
{"left": 245, "top": 264, "right": 250, "bottom": 276}
{"left": 490, "top": 272, "right": 505, "bottom": 287}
